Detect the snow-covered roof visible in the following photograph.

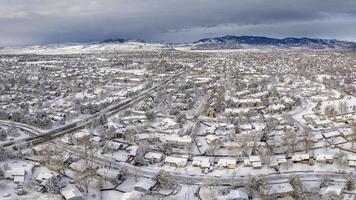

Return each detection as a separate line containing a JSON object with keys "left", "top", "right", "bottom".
{"left": 292, "top": 153, "right": 310, "bottom": 161}
{"left": 144, "top": 152, "right": 163, "bottom": 160}
{"left": 249, "top": 156, "right": 261, "bottom": 163}
{"left": 217, "top": 158, "right": 236, "bottom": 167}
{"left": 322, "top": 185, "right": 345, "bottom": 196}
{"left": 192, "top": 157, "right": 211, "bottom": 168}
{"left": 271, "top": 155, "right": 287, "bottom": 164}
{"left": 164, "top": 156, "right": 188, "bottom": 167}
{"left": 162, "top": 134, "right": 192, "bottom": 145}
{"left": 36, "top": 171, "right": 57, "bottom": 183}
{"left": 322, "top": 131, "right": 340, "bottom": 138}
{"left": 134, "top": 178, "right": 156, "bottom": 192}
{"left": 60, "top": 185, "right": 83, "bottom": 200}
{"left": 205, "top": 134, "right": 219, "bottom": 143}
{"left": 96, "top": 168, "right": 121, "bottom": 178}
{"left": 127, "top": 145, "right": 139, "bottom": 156}
{"left": 5, "top": 167, "right": 26, "bottom": 179}
{"left": 267, "top": 183, "right": 294, "bottom": 196}
{"left": 122, "top": 191, "right": 143, "bottom": 200}
{"left": 348, "top": 155, "right": 356, "bottom": 161}
{"left": 315, "top": 154, "right": 334, "bottom": 161}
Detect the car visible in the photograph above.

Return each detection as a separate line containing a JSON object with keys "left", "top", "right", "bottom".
{"left": 3, "top": 193, "right": 11, "bottom": 197}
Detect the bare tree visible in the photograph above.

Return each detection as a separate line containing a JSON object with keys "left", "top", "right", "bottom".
{"left": 346, "top": 177, "right": 355, "bottom": 191}
{"left": 301, "top": 129, "right": 313, "bottom": 152}
{"left": 338, "top": 101, "right": 348, "bottom": 114}
{"left": 155, "top": 170, "right": 177, "bottom": 189}
{"left": 282, "top": 130, "right": 298, "bottom": 155}
{"left": 245, "top": 175, "right": 266, "bottom": 199}
{"left": 319, "top": 176, "right": 331, "bottom": 188}
{"left": 44, "top": 176, "right": 61, "bottom": 194}
{"left": 325, "top": 105, "right": 337, "bottom": 117}
{"left": 351, "top": 121, "right": 356, "bottom": 148}
{"left": 74, "top": 135, "right": 98, "bottom": 192}
{"left": 335, "top": 152, "right": 348, "bottom": 172}
{"left": 323, "top": 192, "right": 339, "bottom": 200}
{"left": 289, "top": 175, "right": 306, "bottom": 200}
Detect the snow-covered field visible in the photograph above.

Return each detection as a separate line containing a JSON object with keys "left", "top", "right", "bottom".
{"left": 0, "top": 42, "right": 167, "bottom": 55}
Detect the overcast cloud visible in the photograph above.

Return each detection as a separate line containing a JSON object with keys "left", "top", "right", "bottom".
{"left": 1, "top": 0, "right": 356, "bottom": 46}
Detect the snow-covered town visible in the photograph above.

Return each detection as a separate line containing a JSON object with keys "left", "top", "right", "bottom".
{"left": 0, "top": 40, "right": 355, "bottom": 200}
{"left": 1, "top": 1, "right": 356, "bottom": 200}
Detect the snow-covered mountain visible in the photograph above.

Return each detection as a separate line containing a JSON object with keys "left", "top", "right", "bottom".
{"left": 1, "top": 35, "right": 356, "bottom": 54}
{"left": 0, "top": 40, "right": 168, "bottom": 54}
{"left": 193, "top": 35, "right": 356, "bottom": 49}
{"left": 99, "top": 38, "right": 146, "bottom": 44}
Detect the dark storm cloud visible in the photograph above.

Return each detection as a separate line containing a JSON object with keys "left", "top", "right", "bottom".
{"left": 1, "top": 0, "right": 356, "bottom": 45}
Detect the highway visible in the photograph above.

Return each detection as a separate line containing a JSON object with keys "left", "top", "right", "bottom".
{"left": 0, "top": 69, "right": 354, "bottom": 186}
{"left": 0, "top": 69, "right": 186, "bottom": 149}
{"left": 1, "top": 115, "right": 354, "bottom": 186}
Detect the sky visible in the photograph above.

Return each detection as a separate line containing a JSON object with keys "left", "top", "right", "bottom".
{"left": 1, "top": 0, "right": 356, "bottom": 46}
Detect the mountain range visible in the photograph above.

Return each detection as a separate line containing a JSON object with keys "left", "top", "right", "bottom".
{"left": 193, "top": 35, "right": 356, "bottom": 49}
{"left": 2, "top": 35, "right": 356, "bottom": 54}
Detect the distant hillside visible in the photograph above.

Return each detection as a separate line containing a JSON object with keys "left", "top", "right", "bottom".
{"left": 99, "top": 38, "right": 145, "bottom": 44}
{"left": 193, "top": 35, "right": 356, "bottom": 49}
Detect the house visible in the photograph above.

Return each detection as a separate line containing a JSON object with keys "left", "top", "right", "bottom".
{"left": 144, "top": 152, "right": 164, "bottom": 163}
{"left": 134, "top": 178, "right": 156, "bottom": 192}
{"left": 292, "top": 153, "right": 310, "bottom": 163}
{"left": 234, "top": 98, "right": 262, "bottom": 107}
{"left": 224, "top": 108, "right": 250, "bottom": 116}
{"left": 32, "top": 144, "right": 51, "bottom": 155}
{"left": 161, "top": 134, "right": 192, "bottom": 149}
{"left": 205, "top": 134, "right": 220, "bottom": 144}
{"left": 313, "top": 119, "right": 333, "bottom": 129}
{"left": 96, "top": 168, "right": 121, "bottom": 181}
{"left": 60, "top": 185, "right": 83, "bottom": 200}
{"left": 267, "top": 183, "right": 294, "bottom": 198}
{"left": 282, "top": 97, "right": 295, "bottom": 106}
{"left": 69, "top": 159, "right": 99, "bottom": 172}
{"left": 217, "top": 158, "right": 237, "bottom": 169}
{"left": 127, "top": 145, "right": 139, "bottom": 157}
{"left": 90, "top": 136, "right": 103, "bottom": 146}
{"left": 223, "top": 142, "right": 242, "bottom": 149}
{"left": 5, "top": 167, "right": 26, "bottom": 184}
{"left": 322, "top": 131, "right": 340, "bottom": 139}
{"left": 343, "top": 194, "right": 356, "bottom": 200}
{"left": 321, "top": 184, "right": 345, "bottom": 200}
{"left": 348, "top": 155, "right": 356, "bottom": 168}
{"left": 36, "top": 171, "right": 59, "bottom": 186}
{"left": 164, "top": 156, "right": 188, "bottom": 167}
{"left": 135, "top": 133, "right": 160, "bottom": 145}
{"left": 316, "top": 154, "right": 334, "bottom": 164}
{"left": 192, "top": 157, "right": 211, "bottom": 169}
{"left": 239, "top": 123, "right": 253, "bottom": 131}
{"left": 104, "top": 141, "right": 125, "bottom": 151}
{"left": 216, "top": 189, "right": 248, "bottom": 200}
{"left": 270, "top": 155, "right": 288, "bottom": 167}
{"left": 303, "top": 114, "right": 319, "bottom": 123}
{"left": 72, "top": 131, "right": 90, "bottom": 143}
{"left": 160, "top": 118, "right": 180, "bottom": 130}
{"left": 267, "top": 104, "right": 286, "bottom": 113}
{"left": 122, "top": 191, "right": 143, "bottom": 200}
{"left": 244, "top": 156, "right": 262, "bottom": 169}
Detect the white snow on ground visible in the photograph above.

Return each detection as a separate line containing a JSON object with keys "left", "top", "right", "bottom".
{"left": 101, "top": 190, "right": 124, "bottom": 200}
{"left": 320, "top": 95, "right": 356, "bottom": 113}
{"left": 0, "top": 42, "right": 167, "bottom": 55}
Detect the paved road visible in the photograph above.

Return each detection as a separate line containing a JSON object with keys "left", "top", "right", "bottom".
{"left": 30, "top": 140, "right": 356, "bottom": 186}
{"left": 4, "top": 118, "right": 355, "bottom": 186}
{"left": 1, "top": 70, "right": 355, "bottom": 186}
{"left": 0, "top": 70, "right": 186, "bottom": 149}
